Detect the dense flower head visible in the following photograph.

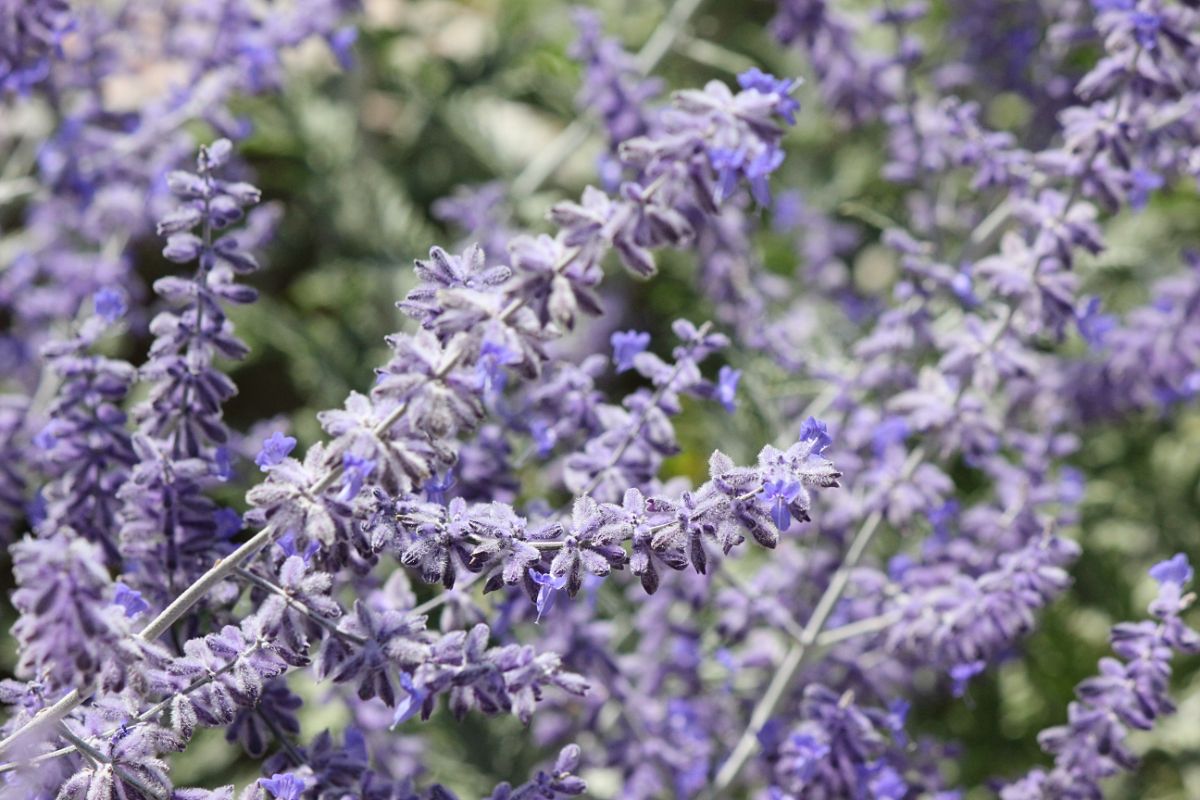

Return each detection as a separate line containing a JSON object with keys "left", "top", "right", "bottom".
{"left": 1002, "top": 555, "right": 1200, "bottom": 799}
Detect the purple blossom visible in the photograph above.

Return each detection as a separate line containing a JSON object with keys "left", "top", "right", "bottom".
{"left": 570, "top": 8, "right": 663, "bottom": 147}
{"left": 799, "top": 415, "right": 833, "bottom": 455}
{"left": 423, "top": 470, "right": 456, "bottom": 505}
{"left": 759, "top": 479, "right": 802, "bottom": 531}
{"left": 112, "top": 582, "right": 150, "bottom": 618}
{"left": 528, "top": 568, "right": 569, "bottom": 622}
{"left": 259, "top": 773, "right": 305, "bottom": 800}
{"left": 611, "top": 330, "right": 651, "bottom": 373}
{"left": 92, "top": 288, "right": 126, "bottom": 323}
{"left": 1149, "top": 553, "right": 1193, "bottom": 586}
{"left": 1076, "top": 296, "right": 1116, "bottom": 348}
{"left": 949, "top": 661, "right": 986, "bottom": 698}
{"left": 715, "top": 366, "right": 741, "bottom": 412}
{"left": 338, "top": 453, "right": 376, "bottom": 502}
{"left": 737, "top": 67, "right": 801, "bottom": 124}
{"left": 1002, "top": 551, "right": 1200, "bottom": 798}
{"left": 256, "top": 431, "right": 297, "bottom": 471}
{"left": 1128, "top": 168, "right": 1164, "bottom": 210}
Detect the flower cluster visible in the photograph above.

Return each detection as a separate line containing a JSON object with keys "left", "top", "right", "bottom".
{"left": 1002, "top": 555, "right": 1200, "bottom": 799}
{"left": 119, "top": 140, "right": 262, "bottom": 609}
{"left": 1, "top": 2, "right": 1200, "bottom": 799}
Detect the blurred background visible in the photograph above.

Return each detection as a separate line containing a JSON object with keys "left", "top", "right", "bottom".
{"left": 4, "top": 0, "right": 1200, "bottom": 797}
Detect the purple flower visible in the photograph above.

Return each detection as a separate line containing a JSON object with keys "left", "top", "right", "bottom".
{"left": 92, "top": 288, "right": 126, "bottom": 322}
{"left": 112, "top": 582, "right": 149, "bottom": 618}
{"left": 868, "top": 765, "right": 908, "bottom": 800}
{"left": 338, "top": 454, "right": 376, "bottom": 502}
{"left": 1129, "top": 168, "right": 1163, "bottom": 211}
{"left": 1150, "top": 553, "right": 1193, "bottom": 586}
{"left": 782, "top": 733, "right": 829, "bottom": 781}
{"left": 709, "top": 146, "right": 747, "bottom": 204}
{"left": 737, "top": 67, "right": 801, "bottom": 124}
{"left": 610, "top": 329, "right": 650, "bottom": 373}
{"left": 1130, "top": 10, "right": 1161, "bottom": 48}
{"left": 423, "top": 470, "right": 456, "bottom": 504}
{"left": 798, "top": 416, "right": 833, "bottom": 455}
{"left": 570, "top": 7, "right": 663, "bottom": 150}
{"left": 1076, "top": 296, "right": 1116, "bottom": 349}
{"left": 872, "top": 416, "right": 910, "bottom": 457}
{"left": 477, "top": 339, "right": 520, "bottom": 393}
{"left": 259, "top": 773, "right": 305, "bottom": 800}
{"left": 255, "top": 431, "right": 297, "bottom": 471}
{"left": 950, "top": 661, "right": 986, "bottom": 697}
{"left": 746, "top": 146, "right": 786, "bottom": 206}
{"left": 760, "top": 479, "right": 802, "bottom": 531}
{"left": 391, "top": 671, "right": 428, "bottom": 727}
{"left": 0, "top": 0, "right": 72, "bottom": 93}
{"left": 715, "top": 366, "right": 741, "bottom": 412}
{"left": 276, "top": 530, "right": 319, "bottom": 562}
{"left": 213, "top": 446, "right": 234, "bottom": 481}
{"left": 326, "top": 26, "right": 358, "bottom": 70}
{"left": 528, "top": 568, "right": 569, "bottom": 622}
{"left": 214, "top": 507, "right": 243, "bottom": 540}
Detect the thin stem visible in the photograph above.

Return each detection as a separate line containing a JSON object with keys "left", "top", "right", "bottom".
{"left": 0, "top": 176, "right": 37, "bottom": 205}
{"left": 705, "top": 447, "right": 923, "bottom": 797}
{"left": 256, "top": 710, "right": 306, "bottom": 766}
{"left": 0, "top": 648, "right": 267, "bottom": 775}
{"left": 0, "top": 688, "right": 85, "bottom": 761}
{"left": 818, "top": 610, "right": 901, "bottom": 648}
{"left": 672, "top": 33, "right": 758, "bottom": 75}
{"left": 634, "top": 0, "right": 708, "bottom": 75}
{"left": 55, "top": 723, "right": 166, "bottom": 800}
{"left": 235, "top": 567, "right": 365, "bottom": 645}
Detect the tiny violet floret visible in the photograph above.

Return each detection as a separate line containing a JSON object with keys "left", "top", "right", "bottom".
{"left": 528, "top": 568, "right": 569, "bottom": 622}
{"left": 736, "top": 67, "right": 801, "bottom": 124}
{"left": 213, "top": 507, "right": 243, "bottom": 540}
{"left": 798, "top": 415, "right": 832, "bottom": 455}
{"left": 476, "top": 339, "right": 519, "bottom": 392}
{"left": 872, "top": 416, "right": 909, "bottom": 457}
{"left": 93, "top": 288, "right": 127, "bottom": 322}
{"left": 255, "top": 431, "right": 297, "bottom": 471}
{"left": 868, "top": 765, "right": 908, "bottom": 800}
{"left": 1150, "top": 553, "right": 1194, "bottom": 586}
{"left": 213, "top": 446, "right": 234, "bottom": 481}
{"left": 611, "top": 329, "right": 650, "bottom": 373}
{"left": 760, "top": 478, "right": 801, "bottom": 531}
{"left": 392, "top": 671, "right": 428, "bottom": 727}
{"left": 715, "top": 366, "right": 741, "bottom": 413}
{"left": 338, "top": 453, "right": 376, "bottom": 502}
{"left": 112, "top": 582, "right": 149, "bottom": 618}
{"left": 259, "top": 773, "right": 305, "bottom": 800}
{"left": 1076, "top": 296, "right": 1116, "bottom": 349}
{"left": 949, "top": 660, "right": 986, "bottom": 698}
{"left": 423, "top": 470, "right": 456, "bottom": 504}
